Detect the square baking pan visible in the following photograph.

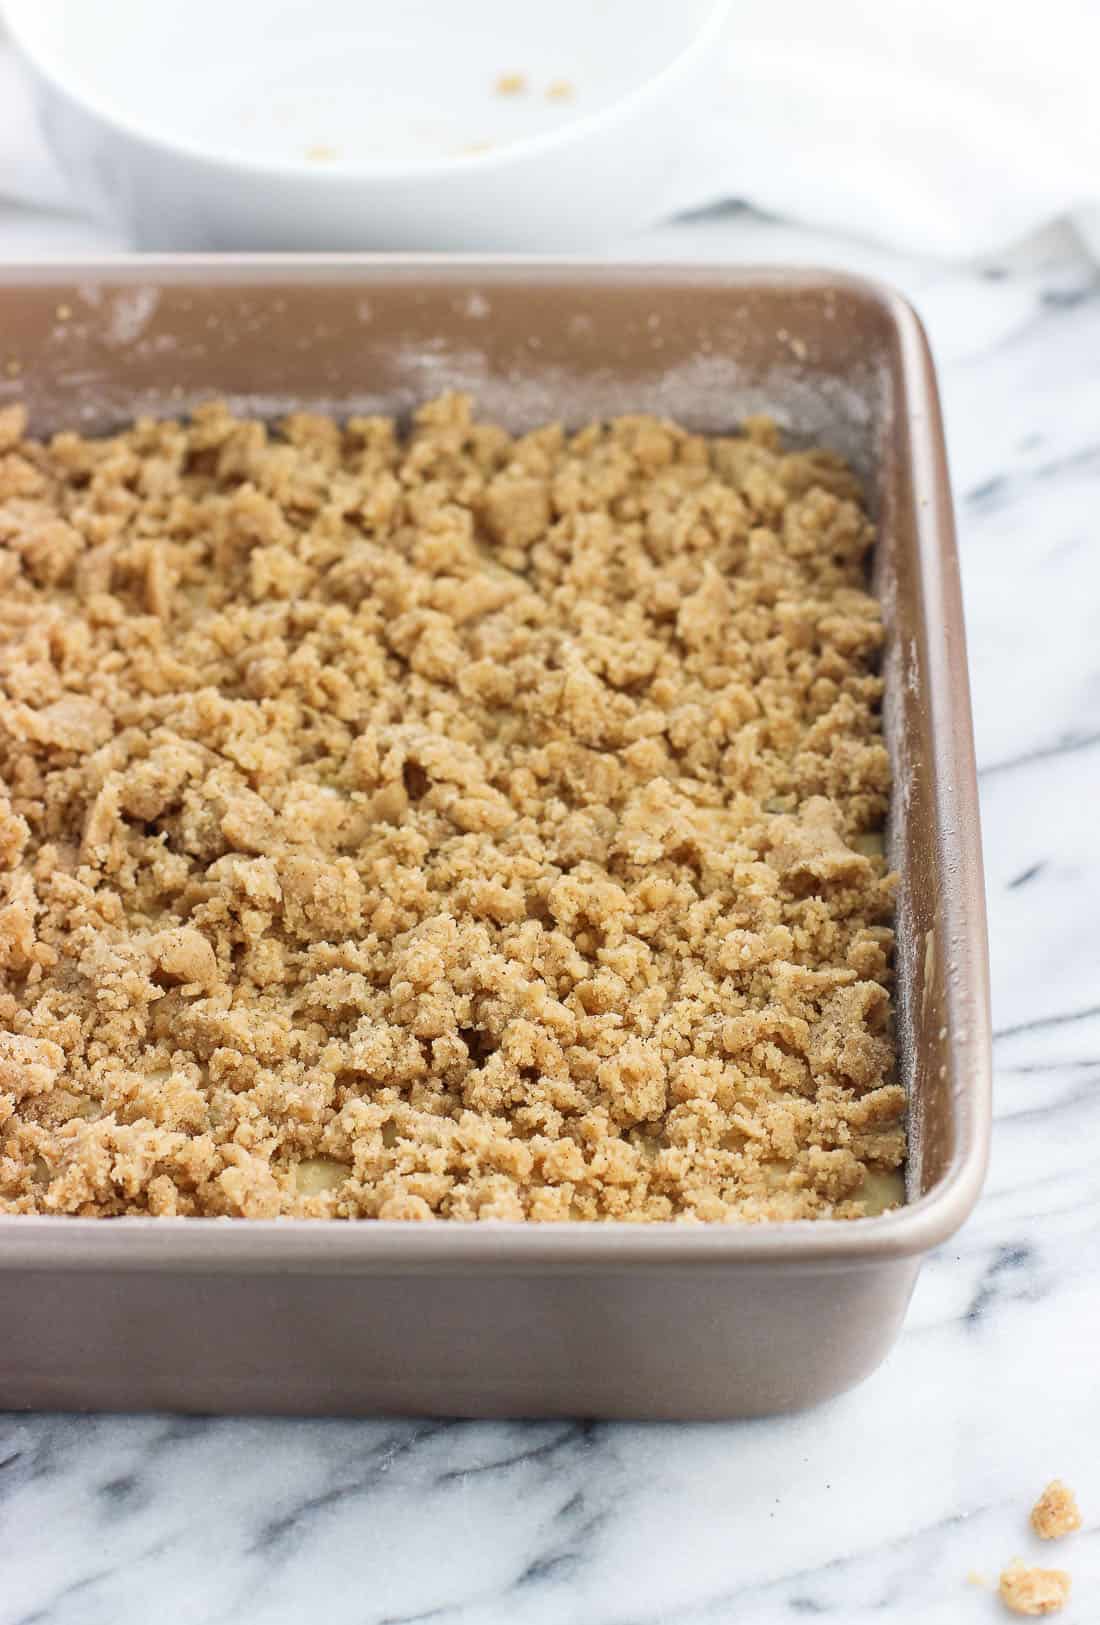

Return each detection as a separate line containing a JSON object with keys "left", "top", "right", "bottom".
{"left": 0, "top": 260, "right": 991, "bottom": 1418}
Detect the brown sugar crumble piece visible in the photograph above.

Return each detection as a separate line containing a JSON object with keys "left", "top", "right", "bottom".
{"left": 0, "top": 396, "right": 902, "bottom": 1222}
{"left": 546, "top": 80, "right": 574, "bottom": 101}
{"left": 495, "top": 73, "right": 527, "bottom": 96}
{"left": 998, "top": 1561, "right": 1071, "bottom": 1616}
{"left": 1030, "top": 1481, "right": 1082, "bottom": 1541}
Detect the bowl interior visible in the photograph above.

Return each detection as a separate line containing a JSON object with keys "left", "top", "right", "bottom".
{"left": 8, "top": 0, "right": 721, "bottom": 167}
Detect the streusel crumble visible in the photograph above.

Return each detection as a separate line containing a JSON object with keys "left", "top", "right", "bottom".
{"left": 1030, "top": 1482, "right": 1082, "bottom": 1542}
{"left": 999, "top": 1562, "right": 1071, "bottom": 1617}
{"left": 0, "top": 394, "right": 902, "bottom": 1221}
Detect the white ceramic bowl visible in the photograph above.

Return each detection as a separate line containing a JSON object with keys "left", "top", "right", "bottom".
{"left": 5, "top": 0, "right": 731, "bottom": 250}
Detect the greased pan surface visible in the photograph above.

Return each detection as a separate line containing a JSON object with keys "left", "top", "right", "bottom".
{"left": 0, "top": 261, "right": 990, "bottom": 1417}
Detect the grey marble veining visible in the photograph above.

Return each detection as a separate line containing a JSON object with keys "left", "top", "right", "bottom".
{"left": 2, "top": 215, "right": 1099, "bottom": 1625}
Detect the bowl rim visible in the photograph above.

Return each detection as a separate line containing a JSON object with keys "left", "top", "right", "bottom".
{"left": 3, "top": 0, "right": 732, "bottom": 182}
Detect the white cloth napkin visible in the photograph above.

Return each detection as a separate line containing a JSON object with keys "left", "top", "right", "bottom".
{"left": 1, "top": 3, "right": 1098, "bottom": 260}
{"left": 686, "top": 0, "right": 1100, "bottom": 261}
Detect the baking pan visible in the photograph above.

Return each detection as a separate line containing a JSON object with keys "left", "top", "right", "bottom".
{"left": 0, "top": 260, "right": 991, "bottom": 1418}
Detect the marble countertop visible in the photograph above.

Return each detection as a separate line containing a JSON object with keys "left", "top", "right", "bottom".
{"left": 2, "top": 209, "right": 1098, "bottom": 1625}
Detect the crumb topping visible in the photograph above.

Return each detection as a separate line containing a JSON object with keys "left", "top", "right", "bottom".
{"left": 999, "top": 1561, "right": 1071, "bottom": 1616}
{"left": 1030, "top": 1481, "right": 1082, "bottom": 1542}
{"left": 0, "top": 395, "right": 901, "bottom": 1221}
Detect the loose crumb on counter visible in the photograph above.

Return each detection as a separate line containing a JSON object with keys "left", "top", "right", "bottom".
{"left": 546, "top": 80, "right": 574, "bottom": 101}
{"left": 494, "top": 73, "right": 526, "bottom": 96}
{"left": 1030, "top": 1481, "right": 1082, "bottom": 1541}
{"left": 998, "top": 1561, "right": 1071, "bottom": 1616}
{"left": 0, "top": 395, "right": 901, "bottom": 1221}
